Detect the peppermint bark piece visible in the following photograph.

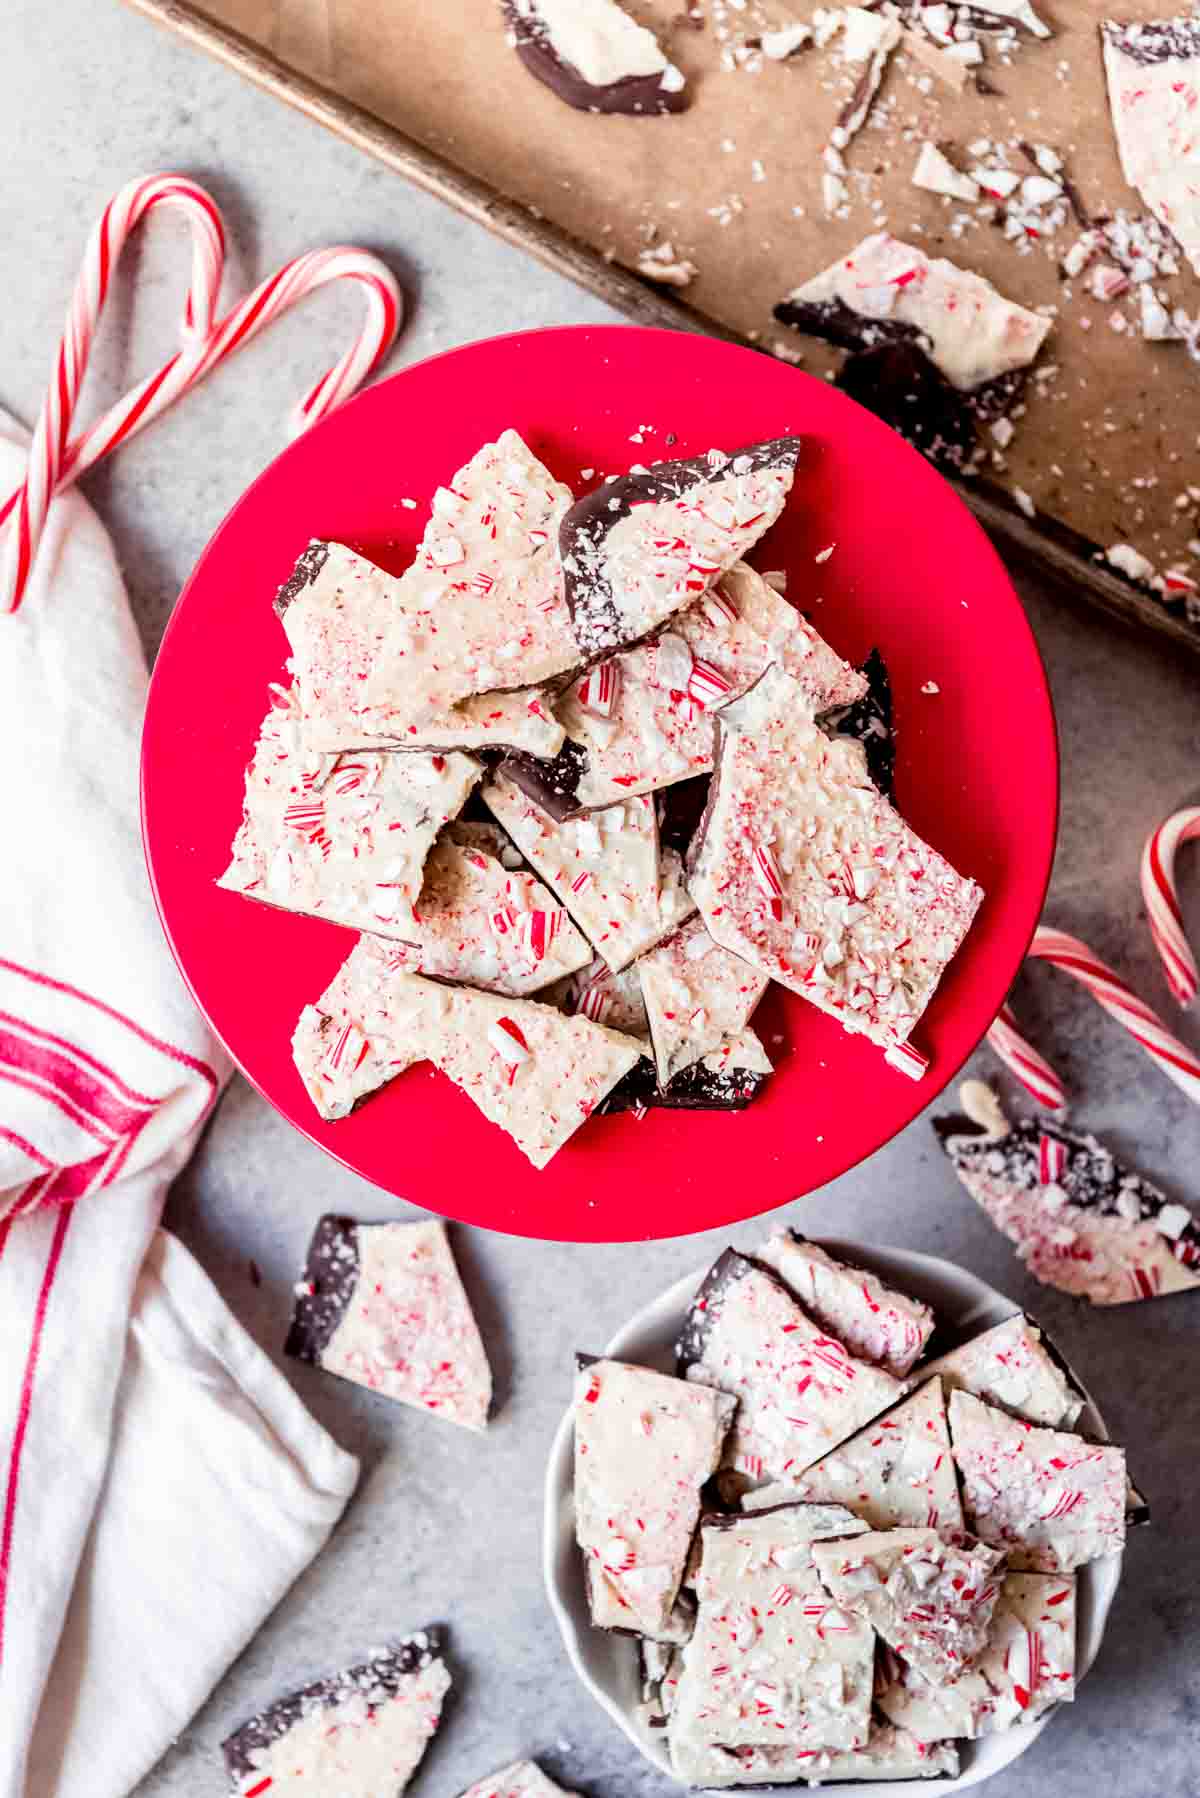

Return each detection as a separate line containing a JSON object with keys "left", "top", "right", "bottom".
{"left": 293, "top": 948, "right": 641, "bottom": 1165}
{"left": 599, "top": 1029, "right": 774, "bottom": 1115}
{"left": 775, "top": 234, "right": 1052, "bottom": 392}
{"left": 812, "top": 1528, "right": 1006, "bottom": 1687}
{"left": 285, "top": 1217, "right": 493, "bottom": 1430}
{"left": 502, "top": 0, "right": 687, "bottom": 114}
{"left": 755, "top": 1233, "right": 935, "bottom": 1378}
{"left": 923, "top": 1314, "right": 1084, "bottom": 1429}
{"left": 878, "top": 1572, "right": 1076, "bottom": 1739}
{"left": 775, "top": 1379, "right": 965, "bottom": 1538}
{"left": 483, "top": 773, "right": 695, "bottom": 972}
{"left": 935, "top": 1102, "right": 1200, "bottom": 1305}
{"left": 689, "top": 664, "right": 983, "bottom": 1062}
{"left": 672, "top": 1723, "right": 959, "bottom": 1787}
{"left": 223, "top": 1633, "right": 449, "bottom": 1796}
{"left": 573, "top": 1358, "right": 735, "bottom": 1637}
{"left": 459, "top": 1764, "right": 580, "bottom": 1798}
{"left": 560, "top": 439, "right": 802, "bottom": 658}
{"left": 668, "top": 1505, "right": 874, "bottom": 1757}
{"left": 556, "top": 562, "right": 866, "bottom": 809}
{"left": 949, "top": 1390, "right": 1127, "bottom": 1572}
{"left": 677, "top": 1252, "right": 905, "bottom": 1485}
{"left": 1102, "top": 17, "right": 1200, "bottom": 277}
{"left": 218, "top": 684, "right": 480, "bottom": 943}
{"left": 638, "top": 918, "right": 768, "bottom": 1086}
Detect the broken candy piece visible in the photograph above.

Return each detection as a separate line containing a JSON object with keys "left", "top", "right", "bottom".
{"left": 831, "top": 7, "right": 901, "bottom": 154}
{"left": 638, "top": 917, "right": 767, "bottom": 1086}
{"left": 936, "top": 1101, "right": 1200, "bottom": 1305}
{"left": 922, "top": 1313, "right": 1084, "bottom": 1429}
{"left": 218, "top": 683, "right": 480, "bottom": 944}
{"left": 688, "top": 663, "right": 983, "bottom": 1061}
{"left": 573, "top": 1357, "right": 735, "bottom": 1637}
{"left": 482, "top": 772, "right": 696, "bottom": 973}
{"left": 223, "top": 1632, "right": 449, "bottom": 1796}
{"left": 458, "top": 1765, "right": 580, "bottom": 1798}
{"left": 677, "top": 1251, "right": 906, "bottom": 1485}
{"left": 949, "top": 1389, "right": 1127, "bottom": 1571}
{"left": 669, "top": 1504, "right": 873, "bottom": 1758}
{"left": 559, "top": 439, "right": 802, "bottom": 658}
{"left": 502, "top": 0, "right": 687, "bottom": 115}
{"left": 599, "top": 1029, "right": 774, "bottom": 1114}
{"left": 755, "top": 1233, "right": 935, "bottom": 1378}
{"left": 773, "top": 1378, "right": 964, "bottom": 1538}
{"left": 293, "top": 942, "right": 641, "bottom": 1166}
{"left": 555, "top": 561, "right": 866, "bottom": 810}
{"left": 1102, "top": 19, "right": 1200, "bottom": 276}
{"left": 671, "top": 1721, "right": 959, "bottom": 1787}
{"left": 775, "top": 232, "right": 1052, "bottom": 392}
{"left": 912, "top": 141, "right": 982, "bottom": 203}
{"left": 812, "top": 1527, "right": 1006, "bottom": 1687}
{"left": 878, "top": 1572, "right": 1076, "bottom": 1738}
{"left": 286, "top": 1216, "right": 493, "bottom": 1431}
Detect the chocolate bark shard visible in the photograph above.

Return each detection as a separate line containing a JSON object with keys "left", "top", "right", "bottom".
{"left": 292, "top": 942, "right": 641, "bottom": 1165}
{"left": 878, "top": 1572, "right": 1076, "bottom": 1739}
{"left": 812, "top": 1528, "right": 1006, "bottom": 1688}
{"left": 948, "top": 1389, "right": 1127, "bottom": 1571}
{"left": 638, "top": 917, "right": 768, "bottom": 1085}
{"left": 689, "top": 663, "right": 983, "bottom": 1060}
{"left": 755, "top": 1233, "right": 935, "bottom": 1378}
{"left": 1102, "top": 17, "right": 1200, "bottom": 276}
{"left": 671, "top": 1721, "right": 960, "bottom": 1787}
{"left": 922, "top": 1314, "right": 1085, "bottom": 1429}
{"left": 458, "top": 1764, "right": 580, "bottom": 1798}
{"left": 573, "top": 1357, "right": 735, "bottom": 1637}
{"left": 775, "top": 233, "right": 1052, "bottom": 392}
{"left": 560, "top": 439, "right": 802, "bottom": 658}
{"left": 555, "top": 561, "right": 866, "bottom": 809}
{"left": 599, "top": 1029, "right": 774, "bottom": 1114}
{"left": 501, "top": 738, "right": 591, "bottom": 821}
{"left": 762, "top": 1378, "right": 964, "bottom": 1539}
{"left": 677, "top": 1251, "right": 906, "bottom": 1486}
{"left": 286, "top": 1217, "right": 493, "bottom": 1431}
{"left": 482, "top": 772, "right": 696, "bottom": 973}
{"left": 218, "top": 684, "right": 480, "bottom": 945}
{"left": 936, "top": 1099, "right": 1200, "bottom": 1304}
{"left": 823, "top": 646, "right": 895, "bottom": 799}
{"left": 668, "top": 1504, "right": 874, "bottom": 1759}
{"left": 835, "top": 342, "right": 980, "bottom": 470}
{"left": 223, "top": 1632, "right": 449, "bottom": 1795}
{"left": 502, "top": 0, "right": 688, "bottom": 115}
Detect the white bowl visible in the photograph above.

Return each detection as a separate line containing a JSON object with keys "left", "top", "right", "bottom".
{"left": 542, "top": 1239, "right": 1123, "bottom": 1793}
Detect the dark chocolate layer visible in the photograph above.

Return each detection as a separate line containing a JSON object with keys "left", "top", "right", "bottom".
{"left": 1102, "top": 16, "right": 1200, "bottom": 65}
{"left": 274, "top": 539, "right": 331, "bottom": 618}
{"left": 599, "top": 1054, "right": 770, "bottom": 1114}
{"left": 285, "top": 1214, "right": 362, "bottom": 1366}
{"left": 822, "top": 647, "right": 894, "bottom": 798}
{"left": 502, "top": 0, "right": 688, "bottom": 114}
{"left": 500, "top": 737, "right": 590, "bottom": 820}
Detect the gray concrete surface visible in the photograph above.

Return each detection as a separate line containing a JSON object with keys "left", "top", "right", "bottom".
{"left": 3, "top": 3, "right": 1199, "bottom": 1794}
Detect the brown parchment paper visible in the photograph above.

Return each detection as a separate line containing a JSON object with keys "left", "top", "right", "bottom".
{"left": 179, "top": 0, "right": 1200, "bottom": 620}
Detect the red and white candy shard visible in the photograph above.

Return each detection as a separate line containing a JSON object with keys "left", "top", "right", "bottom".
{"left": 218, "top": 683, "right": 481, "bottom": 944}
{"left": 781, "top": 232, "right": 1052, "bottom": 390}
{"left": 291, "top": 940, "right": 640, "bottom": 1166}
{"left": 680, "top": 1254, "right": 905, "bottom": 1484}
{"left": 567, "top": 957, "right": 649, "bottom": 1036}
{"left": 555, "top": 562, "right": 865, "bottom": 809}
{"left": 668, "top": 1504, "right": 874, "bottom": 1757}
{"left": 811, "top": 1527, "right": 1005, "bottom": 1688}
{"left": 670, "top": 1722, "right": 960, "bottom": 1789}
{"left": 689, "top": 663, "right": 983, "bottom": 1061}
{"left": 636, "top": 916, "right": 768, "bottom": 1085}
{"left": 315, "top": 1218, "right": 494, "bottom": 1430}
{"left": 573, "top": 1359, "right": 735, "bottom": 1637}
{"left": 778, "top": 1377, "right": 964, "bottom": 1539}
{"left": 1102, "top": 18, "right": 1200, "bottom": 278}
{"left": 922, "top": 1312, "right": 1084, "bottom": 1429}
{"left": 877, "top": 1571, "right": 1076, "bottom": 1740}
{"left": 482, "top": 772, "right": 695, "bottom": 973}
{"left": 948, "top": 1389, "right": 1127, "bottom": 1572}
{"left": 755, "top": 1233, "right": 935, "bottom": 1378}
{"left": 457, "top": 1763, "right": 580, "bottom": 1798}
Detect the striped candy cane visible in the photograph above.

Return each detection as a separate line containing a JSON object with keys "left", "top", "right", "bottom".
{"left": 1, "top": 173, "right": 402, "bottom": 615}
{"left": 986, "top": 926, "right": 1200, "bottom": 1110}
{"left": 1141, "top": 806, "right": 1200, "bottom": 1006}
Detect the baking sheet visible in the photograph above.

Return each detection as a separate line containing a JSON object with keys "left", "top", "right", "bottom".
{"left": 126, "top": 0, "right": 1200, "bottom": 656}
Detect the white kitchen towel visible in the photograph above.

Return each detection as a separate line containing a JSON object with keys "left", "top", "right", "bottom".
{"left": 0, "top": 413, "right": 358, "bottom": 1795}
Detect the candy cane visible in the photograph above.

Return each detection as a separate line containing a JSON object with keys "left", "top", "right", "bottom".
{"left": 1141, "top": 805, "right": 1200, "bottom": 1006}
{"left": 986, "top": 926, "right": 1200, "bottom": 1110}
{"left": 1, "top": 173, "right": 401, "bottom": 616}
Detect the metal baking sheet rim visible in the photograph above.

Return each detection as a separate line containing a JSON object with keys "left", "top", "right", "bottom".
{"left": 125, "top": 0, "right": 1200, "bottom": 661}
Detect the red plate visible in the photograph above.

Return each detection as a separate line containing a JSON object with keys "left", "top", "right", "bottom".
{"left": 142, "top": 325, "right": 1056, "bottom": 1242}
